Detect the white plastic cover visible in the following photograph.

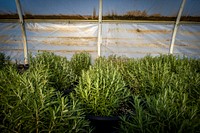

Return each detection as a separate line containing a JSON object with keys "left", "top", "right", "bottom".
{"left": 1, "top": 22, "right": 200, "bottom": 61}
{"left": 0, "top": 23, "right": 24, "bottom": 63}
{"left": 25, "top": 22, "right": 98, "bottom": 60}
{"left": 0, "top": 0, "right": 200, "bottom": 61}
{"left": 174, "top": 24, "right": 200, "bottom": 58}
{"left": 101, "top": 23, "right": 174, "bottom": 58}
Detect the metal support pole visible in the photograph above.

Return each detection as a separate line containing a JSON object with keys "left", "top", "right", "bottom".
{"left": 169, "top": 0, "right": 186, "bottom": 54}
{"left": 97, "top": 0, "right": 102, "bottom": 57}
{"left": 15, "top": 0, "right": 28, "bottom": 65}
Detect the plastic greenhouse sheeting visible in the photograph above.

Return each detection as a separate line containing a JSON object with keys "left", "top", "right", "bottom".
{"left": 20, "top": 0, "right": 99, "bottom": 19}
{"left": 0, "top": 23, "right": 24, "bottom": 63}
{"left": 174, "top": 24, "right": 200, "bottom": 57}
{"left": 25, "top": 22, "right": 98, "bottom": 61}
{"left": 182, "top": 0, "right": 200, "bottom": 17}
{"left": 1, "top": 21, "right": 200, "bottom": 62}
{"left": 101, "top": 23, "right": 200, "bottom": 58}
{"left": 2, "top": 0, "right": 200, "bottom": 17}
{"left": 103, "top": 0, "right": 182, "bottom": 17}
{"left": 0, "top": 0, "right": 17, "bottom": 14}
{"left": 101, "top": 23, "right": 173, "bottom": 58}
{"left": 0, "top": 0, "right": 200, "bottom": 63}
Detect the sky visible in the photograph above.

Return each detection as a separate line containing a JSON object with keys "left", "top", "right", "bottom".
{"left": 0, "top": 0, "right": 200, "bottom": 17}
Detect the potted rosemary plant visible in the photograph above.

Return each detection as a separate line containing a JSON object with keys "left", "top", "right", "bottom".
{"left": 75, "top": 59, "right": 131, "bottom": 132}
{"left": 30, "top": 52, "right": 77, "bottom": 95}
{"left": 70, "top": 52, "right": 91, "bottom": 76}
{"left": 0, "top": 61, "right": 92, "bottom": 133}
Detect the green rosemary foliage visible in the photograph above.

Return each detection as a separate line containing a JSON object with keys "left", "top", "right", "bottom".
{"left": 70, "top": 52, "right": 91, "bottom": 76}
{"left": 29, "top": 52, "right": 77, "bottom": 91}
{"left": 0, "top": 61, "right": 91, "bottom": 133}
{"left": 75, "top": 59, "right": 131, "bottom": 116}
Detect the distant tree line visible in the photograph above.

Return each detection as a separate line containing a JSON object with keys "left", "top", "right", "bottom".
{"left": 0, "top": 9, "right": 199, "bottom": 22}
{"left": 102, "top": 10, "right": 200, "bottom": 21}
{"left": 106, "top": 10, "right": 161, "bottom": 17}
{"left": 125, "top": 10, "right": 148, "bottom": 17}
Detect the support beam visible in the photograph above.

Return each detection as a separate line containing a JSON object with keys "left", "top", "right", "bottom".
{"left": 97, "top": 0, "right": 103, "bottom": 57}
{"left": 169, "top": 0, "right": 186, "bottom": 54}
{"left": 15, "top": 0, "right": 28, "bottom": 65}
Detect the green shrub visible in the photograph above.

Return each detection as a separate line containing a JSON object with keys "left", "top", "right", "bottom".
{"left": 107, "top": 55, "right": 130, "bottom": 69}
{"left": 93, "top": 55, "right": 128, "bottom": 71}
{"left": 75, "top": 60, "right": 131, "bottom": 116}
{"left": 121, "top": 55, "right": 200, "bottom": 97}
{"left": 70, "top": 52, "right": 91, "bottom": 76}
{"left": 119, "top": 55, "right": 200, "bottom": 133}
{"left": 120, "top": 89, "right": 200, "bottom": 133}
{"left": 0, "top": 66, "right": 21, "bottom": 118}
{"left": 1, "top": 53, "right": 199, "bottom": 132}
{"left": 0, "top": 63, "right": 91, "bottom": 133}
{"left": 30, "top": 52, "right": 77, "bottom": 91}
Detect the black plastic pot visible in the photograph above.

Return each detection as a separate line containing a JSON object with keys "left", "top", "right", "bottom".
{"left": 62, "top": 88, "right": 74, "bottom": 96}
{"left": 17, "top": 64, "right": 29, "bottom": 74}
{"left": 86, "top": 115, "right": 120, "bottom": 133}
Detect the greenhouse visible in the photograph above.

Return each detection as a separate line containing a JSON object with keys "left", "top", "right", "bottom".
{"left": 0, "top": 0, "right": 200, "bottom": 132}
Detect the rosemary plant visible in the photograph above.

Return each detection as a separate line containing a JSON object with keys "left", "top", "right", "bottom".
{"left": 75, "top": 59, "right": 131, "bottom": 116}
{"left": 121, "top": 55, "right": 200, "bottom": 97}
{"left": 30, "top": 52, "right": 77, "bottom": 91}
{"left": 1, "top": 53, "right": 199, "bottom": 132}
{"left": 119, "top": 55, "right": 200, "bottom": 132}
{"left": 120, "top": 89, "right": 200, "bottom": 133}
{"left": 70, "top": 52, "right": 91, "bottom": 76}
{"left": 0, "top": 62, "right": 91, "bottom": 133}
